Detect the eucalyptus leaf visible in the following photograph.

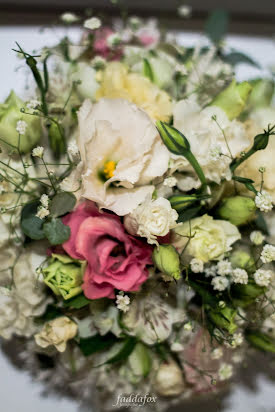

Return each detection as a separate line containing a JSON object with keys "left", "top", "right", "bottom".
{"left": 43, "top": 218, "right": 71, "bottom": 245}
{"left": 64, "top": 294, "right": 91, "bottom": 309}
{"left": 205, "top": 10, "right": 229, "bottom": 45}
{"left": 50, "top": 192, "right": 76, "bottom": 217}
{"left": 223, "top": 51, "right": 260, "bottom": 69}
{"left": 21, "top": 201, "right": 45, "bottom": 240}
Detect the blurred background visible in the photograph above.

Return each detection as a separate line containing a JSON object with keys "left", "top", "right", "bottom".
{"left": 0, "top": 1, "right": 275, "bottom": 411}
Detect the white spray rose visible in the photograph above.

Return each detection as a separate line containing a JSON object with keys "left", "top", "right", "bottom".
{"left": 124, "top": 196, "right": 178, "bottom": 244}
{"left": 35, "top": 316, "right": 78, "bottom": 352}
{"left": 172, "top": 214, "right": 240, "bottom": 263}
{"left": 153, "top": 359, "right": 185, "bottom": 396}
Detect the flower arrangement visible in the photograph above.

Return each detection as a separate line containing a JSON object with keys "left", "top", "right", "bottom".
{"left": 0, "top": 8, "right": 275, "bottom": 411}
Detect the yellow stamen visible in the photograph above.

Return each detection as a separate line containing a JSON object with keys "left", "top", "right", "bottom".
{"left": 103, "top": 160, "right": 116, "bottom": 179}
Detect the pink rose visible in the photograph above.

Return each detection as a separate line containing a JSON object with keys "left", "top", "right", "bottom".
{"left": 94, "top": 27, "right": 123, "bottom": 60}
{"left": 62, "top": 201, "right": 152, "bottom": 299}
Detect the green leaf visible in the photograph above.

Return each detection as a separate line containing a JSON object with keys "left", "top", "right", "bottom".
{"left": 35, "top": 304, "right": 63, "bottom": 324}
{"left": 64, "top": 294, "right": 91, "bottom": 309}
{"left": 21, "top": 201, "right": 45, "bottom": 240}
{"left": 50, "top": 192, "right": 76, "bottom": 217}
{"left": 48, "top": 120, "right": 66, "bottom": 160}
{"left": 128, "top": 343, "right": 152, "bottom": 377}
{"left": 78, "top": 333, "right": 118, "bottom": 357}
{"left": 245, "top": 330, "right": 275, "bottom": 353}
{"left": 106, "top": 337, "right": 137, "bottom": 365}
{"left": 231, "top": 281, "right": 265, "bottom": 307}
{"left": 223, "top": 52, "right": 260, "bottom": 69}
{"left": 169, "top": 194, "right": 198, "bottom": 212}
{"left": 143, "top": 58, "right": 154, "bottom": 82}
{"left": 205, "top": 10, "right": 229, "bottom": 45}
{"left": 232, "top": 176, "right": 254, "bottom": 184}
{"left": 177, "top": 205, "right": 202, "bottom": 223}
{"left": 43, "top": 218, "right": 71, "bottom": 245}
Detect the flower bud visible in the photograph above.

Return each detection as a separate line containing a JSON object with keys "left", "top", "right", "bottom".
{"left": 0, "top": 91, "right": 41, "bottom": 153}
{"left": 230, "top": 249, "right": 255, "bottom": 273}
{"left": 208, "top": 306, "right": 237, "bottom": 335}
{"left": 156, "top": 121, "right": 190, "bottom": 155}
{"left": 43, "top": 254, "right": 85, "bottom": 300}
{"left": 245, "top": 330, "right": 275, "bottom": 353}
{"left": 34, "top": 316, "right": 78, "bottom": 352}
{"left": 48, "top": 120, "right": 66, "bottom": 159}
{"left": 153, "top": 359, "right": 185, "bottom": 396}
{"left": 152, "top": 244, "right": 181, "bottom": 280}
{"left": 210, "top": 80, "right": 252, "bottom": 120}
{"left": 217, "top": 196, "right": 256, "bottom": 226}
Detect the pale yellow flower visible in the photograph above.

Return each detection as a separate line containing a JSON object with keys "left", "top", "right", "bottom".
{"left": 35, "top": 316, "right": 78, "bottom": 352}
{"left": 95, "top": 62, "right": 172, "bottom": 122}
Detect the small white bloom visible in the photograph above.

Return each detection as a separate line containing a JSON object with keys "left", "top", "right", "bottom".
{"left": 232, "top": 268, "right": 248, "bottom": 285}
{"left": 171, "top": 342, "right": 184, "bottom": 352}
{"left": 211, "top": 276, "right": 229, "bottom": 291}
{"left": 178, "top": 4, "right": 192, "bottom": 18}
{"left": 254, "top": 269, "right": 273, "bottom": 287}
{"left": 190, "top": 258, "right": 204, "bottom": 273}
{"left": 84, "top": 17, "right": 101, "bottom": 30}
{"left": 209, "top": 144, "right": 223, "bottom": 162}
{"left": 16, "top": 120, "right": 27, "bottom": 135}
{"left": 163, "top": 176, "right": 177, "bottom": 188}
{"left": 205, "top": 265, "right": 217, "bottom": 277}
{"left": 60, "top": 12, "right": 79, "bottom": 24}
{"left": 250, "top": 230, "right": 265, "bottom": 245}
{"left": 232, "top": 353, "right": 243, "bottom": 363}
{"left": 107, "top": 33, "right": 122, "bottom": 48}
{"left": 260, "top": 244, "right": 275, "bottom": 263}
{"left": 218, "top": 363, "right": 233, "bottom": 381}
{"left": 32, "top": 146, "right": 44, "bottom": 158}
{"left": 231, "top": 332, "right": 243, "bottom": 348}
{"left": 91, "top": 55, "right": 106, "bottom": 70}
{"left": 36, "top": 207, "right": 50, "bottom": 220}
{"left": 116, "top": 293, "right": 130, "bottom": 313}
{"left": 26, "top": 99, "right": 40, "bottom": 111}
{"left": 68, "top": 141, "right": 80, "bottom": 159}
{"left": 128, "top": 16, "right": 141, "bottom": 30}
{"left": 175, "top": 64, "right": 187, "bottom": 76}
{"left": 211, "top": 347, "right": 223, "bottom": 360}
{"left": 183, "top": 322, "right": 192, "bottom": 331}
{"left": 40, "top": 194, "right": 49, "bottom": 209}
{"left": 217, "top": 259, "right": 232, "bottom": 276}
{"left": 255, "top": 191, "right": 273, "bottom": 212}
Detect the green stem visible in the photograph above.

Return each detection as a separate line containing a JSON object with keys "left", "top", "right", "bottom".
{"left": 185, "top": 151, "right": 207, "bottom": 186}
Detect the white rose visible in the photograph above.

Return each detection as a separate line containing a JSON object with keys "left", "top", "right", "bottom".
{"left": 172, "top": 214, "right": 241, "bottom": 263}
{"left": 124, "top": 196, "right": 178, "bottom": 244}
{"left": 35, "top": 316, "right": 78, "bottom": 352}
{"left": 153, "top": 359, "right": 185, "bottom": 396}
{"left": 74, "top": 98, "right": 169, "bottom": 215}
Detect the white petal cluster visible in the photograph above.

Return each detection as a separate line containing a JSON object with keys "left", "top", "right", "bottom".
{"left": 60, "top": 12, "right": 79, "bottom": 24}
{"left": 116, "top": 293, "right": 130, "bottom": 313}
{"left": 255, "top": 191, "right": 273, "bottom": 212}
{"left": 16, "top": 120, "right": 27, "bottom": 135}
{"left": 124, "top": 196, "right": 178, "bottom": 244}
{"left": 211, "top": 347, "right": 223, "bottom": 360}
{"left": 232, "top": 268, "right": 248, "bottom": 285}
{"left": 218, "top": 363, "right": 233, "bottom": 381}
{"left": 254, "top": 269, "right": 273, "bottom": 287}
{"left": 84, "top": 17, "right": 101, "bottom": 30}
{"left": 32, "top": 146, "right": 44, "bottom": 158}
{"left": 190, "top": 258, "right": 204, "bottom": 273}
{"left": 217, "top": 259, "right": 232, "bottom": 276}
{"left": 211, "top": 276, "right": 229, "bottom": 291}
{"left": 260, "top": 244, "right": 275, "bottom": 263}
{"left": 250, "top": 230, "right": 265, "bottom": 245}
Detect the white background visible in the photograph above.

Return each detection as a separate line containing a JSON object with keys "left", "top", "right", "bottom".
{"left": 0, "top": 25, "right": 275, "bottom": 412}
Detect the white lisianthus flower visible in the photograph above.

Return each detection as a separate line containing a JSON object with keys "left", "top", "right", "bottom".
{"left": 211, "top": 276, "right": 229, "bottom": 291}
{"left": 172, "top": 214, "right": 241, "bottom": 263}
{"left": 172, "top": 100, "right": 250, "bottom": 187}
{"left": 75, "top": 98, "right": 169, "bottom": 215}
{"left": 232, "top": 268, "right": 248, "bottom": 285}
{"left": 124, "top": 196, "right": 178, "bottom": 244}
{"left": 35, "top": 316, "right": 78, "bottom": 352}
{"left": 260, "top": 244, "right": 275, "bottom": 263}
{"left": 122, "top": 293, "right": 185, "bottom": 345}
{"left": 254, "top": 269, "right": 273, "bottom": 287}
{"left": 218, "top": 363, "right": 233, "bottom": 381}
{"left": 250, "top": 230, "right": 265, "bottom": 245}
{"left": 190, "top": 258, "right": 204, "bottom": 273}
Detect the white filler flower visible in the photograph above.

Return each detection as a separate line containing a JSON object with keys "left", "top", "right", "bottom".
{"left": 218, "top": 363, "right": 233, "bottom": 381}
{"left": 116, "top": 293, "right": 130, "bottom": 313}
{"left": 32, "top": 146, "right": 44, "bottom": 158}
{"left": 254, "top": 269, "right": 273, "bottom": 287}
{"left": 260, "top": 244, "right": 275, "bottom": 263}
{"left": 16, "top": 120, "right": 27, "bottom": 135}
{"left": 250, "top": 230, "right": 265, "bottom": 245}
{"left": 255, "top": 191, "right": 273, "bottom": 212}
{"left": 211, "top": 276, "right": 229, "bottom": 291}
{"left": 84, "top": 17, "right": 101, "bottom": 30}
{"left": 232, "top": 268, "right": 248, "bottom": 285}
{"left": 217, "top": 259, "right": 232, "bottom": 276}
{"left": 190, "top": 258, "right": 204, "bottom": 273}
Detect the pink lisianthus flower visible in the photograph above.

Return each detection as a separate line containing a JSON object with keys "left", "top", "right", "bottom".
{"left": 62, "top": 201, "right": 152, "bottom": 299}
{"left": 94, "top": 27, "right": 123, "bottom": 60}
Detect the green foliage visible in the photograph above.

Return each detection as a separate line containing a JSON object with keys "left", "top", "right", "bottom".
{"left": 64, "top": 294, "right": 91, "bottom": 309}
{"left": 50, "top": 192, "right": 76, "bottom": 217}
{"left": 78, "top": 333, "right": 118, "bottom": 357}
{"left": 205, "top": 10, "right": 229, "bottom": 45}
{"left": 246, "top": 330, "right": 275, "bottom": 353}
{"left": 21, "top": 201, "right": 45, "bottom": 240}
{"left": 43, "top": 218, "right": 71, "bottom": 245}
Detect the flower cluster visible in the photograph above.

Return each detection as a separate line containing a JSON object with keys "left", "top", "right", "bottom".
{"left": 0, "top": 9, "right": 274, "bottom": 412}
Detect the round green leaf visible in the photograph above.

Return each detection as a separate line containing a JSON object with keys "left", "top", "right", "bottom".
{"left": 21, "top": 201, "right": 45, "bottom": 240}
{"left": 50, "top": 192, "right": 76, "bottom": 217}
{"left": 43, "top": 218, "right": 71, "bottom": 245}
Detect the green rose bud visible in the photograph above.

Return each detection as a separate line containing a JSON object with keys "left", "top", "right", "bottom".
{"left": 210, "top": 80, "right": 252, "bottom": 120}
{"left": 43, "top": 254, "right": 86, "bottom": 300}
{"left": 152, "top": 244, "right": 181, "bottom": 280}
{"left": 0, "top": 91, "right": 41, "bottom": 153}
{"left": 48, "top": 119, "right": 66, "bottom": 159}
{"left": 217, "top": 196, "right": 256, "bottom": 226}
{"left": 208, "top": 306, "right": 238, "bottom": 335}
{"left": 230, "top": 249, "right": 255, "bottom": 273}
{"left": 231, "top": 280, "right": 265, "bottom": 307}
{"left": 245, "top": 330, "right": 275, "bottom": 353}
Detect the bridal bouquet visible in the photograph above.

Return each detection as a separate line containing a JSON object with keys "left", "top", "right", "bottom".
{"left": 0, "top": 9, "right": 275, "bottom": 411}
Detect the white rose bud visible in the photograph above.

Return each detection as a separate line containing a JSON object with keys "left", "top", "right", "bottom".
{"left": 35, "top": 316, "right": 78, "bottom": 352}
{"left": 154, "top": 359, "right": 185, "bottom": 396}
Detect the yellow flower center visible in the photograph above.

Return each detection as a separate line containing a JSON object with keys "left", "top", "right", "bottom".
{"left": 103, "top": 160, "right": 116, "bottom": 179}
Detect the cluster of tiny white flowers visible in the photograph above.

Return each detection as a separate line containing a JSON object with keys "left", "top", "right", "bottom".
{"left": 254, "top": 269, "right": 273, "bottom": 287}
{"left": 183, "top": 321, "right": 192, "bottom": 331}
{"left": 68, "top": 141, "right": 80, "bottom": 159}
{"left": 255, "top": 191, "right": 273, "bottom": 212}
{"left": 60, "top": 12, "right": 79, "bottom": 24}
{"left": 228, "top": 332, "right": 243, "bottom": 348}
{"left": 205, "top": 265, "right": 217, "bottom": 277}
{"left": 36, "top": 194, "right": 50, "bottom": 220}
{"left": 217, "top": 259, "right": 232, "bottom": 276}
{"left": 177, "top": 4, "right": 192, "bottom": 18}
{"left": 171, "top": 342, "right": 184, "bottom": 352}
{"left": 260, "top": 244, "right": 275, "bottom": 263}
{"left": 250, "top": 230, "right": 265, "bottom": 245}
{"left": 32, "top": 146, "right": 44, "bottom": 158}
{"left": 91, "top": 55, "right": 106, "bottom": 70}
{"left": 40, "top": 194, "right": 49, "bottom": 209}
{"left": 26, "top": 99, "right": 41, "bottom": 111}
{"left": 84, "top": 17, "right": 101, "bottom": 30}
{"left": 209, "top": 144, "right": 223, "bottom": 162}
{"left": 218, "top": 363, "right": 233, "bottom": 381}
{"left": 211, "top": 347, "right": 223, "bottom": 360}
{"left": 232, "top": 268, "right": 248, "bottom": 285}
{"left": 211, "top": 276, "right": 229, "bottom": 291}
{"left": 107, "top": 33, "right": 122, "bottom": 48}
{"left": 163, "top": 176, "right": 177, "bottom": 188}
{"left": 16, "top": 120, "right": 27, "bottom": 135}
{"left": 190, "top": 258, "right": 204, "bottom": 273}
{"left": 116, "top": 292, "right": 130, "bottom": 313}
